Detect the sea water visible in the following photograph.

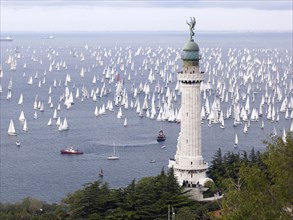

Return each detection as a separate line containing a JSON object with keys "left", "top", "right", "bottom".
{"left": 0, "top": 31, "right": 292, "bottom": 203}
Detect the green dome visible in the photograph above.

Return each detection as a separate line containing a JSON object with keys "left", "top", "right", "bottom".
{"left": 182, "top": 39, "right": 200, "bottom": 62}
{"left": 183, "top": 40, "right": 199, "bottom": 51}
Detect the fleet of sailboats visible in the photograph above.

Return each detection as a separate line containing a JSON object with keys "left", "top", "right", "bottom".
{"left": 2, "top": 36, "right": 293, "bottom": 152}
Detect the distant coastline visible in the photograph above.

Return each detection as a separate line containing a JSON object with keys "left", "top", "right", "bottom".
{"left": 1, "top": 30, "right": 292, "bottom": 35}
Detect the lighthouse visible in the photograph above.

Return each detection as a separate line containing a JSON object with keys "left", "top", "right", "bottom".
{"left": 168, "top": 18, "right": 212, "bottom": 200}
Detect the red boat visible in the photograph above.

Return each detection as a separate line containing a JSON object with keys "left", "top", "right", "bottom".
{"left": 157, "top": 130, "right": 166, "bottom": 142}
{"left": 60, "top": 146, "right": 83, "bottom": 155}
{"left": 98, "top": 168, "right": 104, "bottom": 177}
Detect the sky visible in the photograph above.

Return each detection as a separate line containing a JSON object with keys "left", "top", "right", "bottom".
{"left": 1, "top": 1, "right": 292, "bottom": 32}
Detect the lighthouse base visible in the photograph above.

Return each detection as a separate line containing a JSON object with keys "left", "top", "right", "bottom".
{"left": 184, "top": 186, "right": 207, "bottom": 201}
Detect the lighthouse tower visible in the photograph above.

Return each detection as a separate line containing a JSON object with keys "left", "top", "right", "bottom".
{"left": 168, "top": 18, "right": 212, "bottom": 200}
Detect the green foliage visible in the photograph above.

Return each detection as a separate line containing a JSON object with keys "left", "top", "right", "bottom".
{"left": 176, "top": 206, "right": 197, "bottom": 220}
{"left": 221, "top": 134, "right": 293, "bottom": 219}
{"left": 203, "top": 181, "right": 217, "bottom": 198}
{"left": 60, "top": 168, "right": 203, "bottom": 219}
{"left": 63, "top": 181, "right": 115, "bottom": 219}
{"left": 0, "top": 197, "right": 63, "bottom": 220}
{"left": 207, "top": 148, "right": 243, "bottom": 188}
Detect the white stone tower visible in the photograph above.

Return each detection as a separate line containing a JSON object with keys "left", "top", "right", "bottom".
{"left": 168, "top": 18, "right": 212, "bottom": 200}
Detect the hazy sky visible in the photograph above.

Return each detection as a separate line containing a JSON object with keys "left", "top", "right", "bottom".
{"left": 1, "top": 1, "right": 292, "bottom": 32}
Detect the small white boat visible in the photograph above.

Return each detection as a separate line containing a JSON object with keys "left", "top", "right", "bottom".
{"left": 47, "top": 118, "right": 52, "bottom": 126}
{"left": 234, "top": 133, "right": 238, "bottom": 147}
{"left": 243, "top": 123, "right": 248, "bottom": 134}
{"left": 19, "top": 110, "right": 26, "bottom": 122}
{"left": 117, "top": 107, "right": 122, "bottom": 119}
{"left": 18, "top": 94, "right": 23, "bottom": 105}
{"left": 15, "top": 141, "right": 21, "bottom": 146}
{"left": 8, "top": 119, "right": 16, "bottom": 136}
{"left": 107, "top": 143, "right": 119, "bottom": 160}
{"left": 261, "top": 120, "right": 264, "bottom": 129}
{"left": 23, "top": 120, "right": 28, "bottom": 131}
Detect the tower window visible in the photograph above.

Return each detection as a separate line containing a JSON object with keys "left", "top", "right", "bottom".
{"left": 191, "top": 162, "right": 193, "bottom": 165}
{"left": 191, "top": 174, "right": 193, "bottom": 178}
{"left": 186, "top": 139, "right": 189, "bottom": 143}
{"left": 186, "top": 112, "right": 188, "bottom": 117}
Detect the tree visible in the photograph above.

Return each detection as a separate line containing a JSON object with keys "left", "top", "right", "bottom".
{"left": 264, "top": 133, "right": 293, "bottom": 215}
{"left": 221, "top": 134, "right": 293, "bottom": 219}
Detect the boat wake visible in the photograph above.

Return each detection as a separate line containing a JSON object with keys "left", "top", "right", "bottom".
{"left": 90, "top": 140, "right": 158, "bottom": 148}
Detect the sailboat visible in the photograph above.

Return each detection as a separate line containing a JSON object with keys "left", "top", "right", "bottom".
{"left": 220, "top": 115, "right": 225, "bottom": 129}
{"left": 8, "top": 119, "right": 17, "bottom": 136}
{"left": 23, "top": 120, "right": 28, "bottom": 131}
{"left": 234, "top": 133, "right": 238, "bottom": 147}
{"left": 123, "top": 118, "right": 127, "bottom": 127}
{"left": 282, "top": 128, "right": 287, "bottom": 143}
{"left": 98, "top": 168, "right": 104, "bottom": 177}
{"left": 243, "top": 123, "right": 248, "bottom": 134}
{"left": 47, "top": 118, "right": 52, "bottom": 126}
{"left": 107, "top": 143, "right": 119, "bottom": 160}
{"left": 261, "top": 120, "right": 264, "bottom": 129}
{"left": 62, "top": 117, "right": 69, "bottom": 130}
{"left": 117, "top": 107, "right": 122, "bottom": 119}
{"left": 18, "top": 94, "right": 23, "bottom": 105}
{"left": 19, "top": 110, "right": 26, "bottom": 121}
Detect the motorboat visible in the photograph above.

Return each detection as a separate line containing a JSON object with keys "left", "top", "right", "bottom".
{"left": 157, "top": 130, "right": 166, "bottom": 142}
{"left": 60, "top": 146, "right": 83, "bottom": 155}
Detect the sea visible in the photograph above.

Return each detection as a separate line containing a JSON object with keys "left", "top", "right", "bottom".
{"left": 0, "top": 31, "right": 292, "bottom": 203}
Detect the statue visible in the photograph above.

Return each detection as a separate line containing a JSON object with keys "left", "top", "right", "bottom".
{"left": 186, "top": 17, "right": 196, "bottom": 41}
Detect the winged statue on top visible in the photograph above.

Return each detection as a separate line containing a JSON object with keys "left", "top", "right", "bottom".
{"left": 186, "top": 17, "right": 196, "bottom": 41}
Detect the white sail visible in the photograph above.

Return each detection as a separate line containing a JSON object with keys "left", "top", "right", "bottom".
{"left": 23, "top": 120, "right": 28, "bottom": 131}
{"left": 53, "top": 109, "right": 58, "bottom": 119}
{"left": 75, "top": 87, "right": 80, "bottom": 98}
{"left": 117, "top": 107, "right": 122, "bottom": 119}
{"left": 18, "top": 94, "right": 23, "bottom": 105}
{"left": 220, "top": 115, "right": 225, "bottom": 129}
{"left": 58, "top": 121, "right": 63, "bottom": 131}
{"left": 124, "top": 118, "right": 127, "bottom": 127}
{"left": 19, "top": 110, "right": 26, "bottom": 121}
{"left": 27, "top": 76, "right": 33, "bottom": 85}
{"left": 8, "top": 119, "right": 16, "bottom": 136}
{"left": 243, "top": 123, "right": 248, "bottom": 134}
{"left": 62, "top": 117, "right": 69, "bottom": 130}
{"left": 108, "top": 101, "right": 114, "bottom": 111}
{"left": 47, "top": 118, "right": 52, "bottom": 126}
{"left": 33, "top": 111, "right": 38, "bottom": 119}
{"left": 6, "top": 90, "right": 12, "bottom": 100}
{"left": 56, "top": 117, "right": 61, "bottom": 126}
{"left": 94, "top": 106, "right": 99, "bottom": 117}
{"left": 80, "top": 67, "right": 85, "bottom": 77}
{"left": 290, "top": 121, "right": 293, "bottom": 132}
{"left": 39, "top": 103, "right": 44, "bottom": 112}
{"left": 282, "top": 128, "right": 287, "bottom": 143}
{"left": 234, "top": 133, "right": 238, "bottom": 147}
